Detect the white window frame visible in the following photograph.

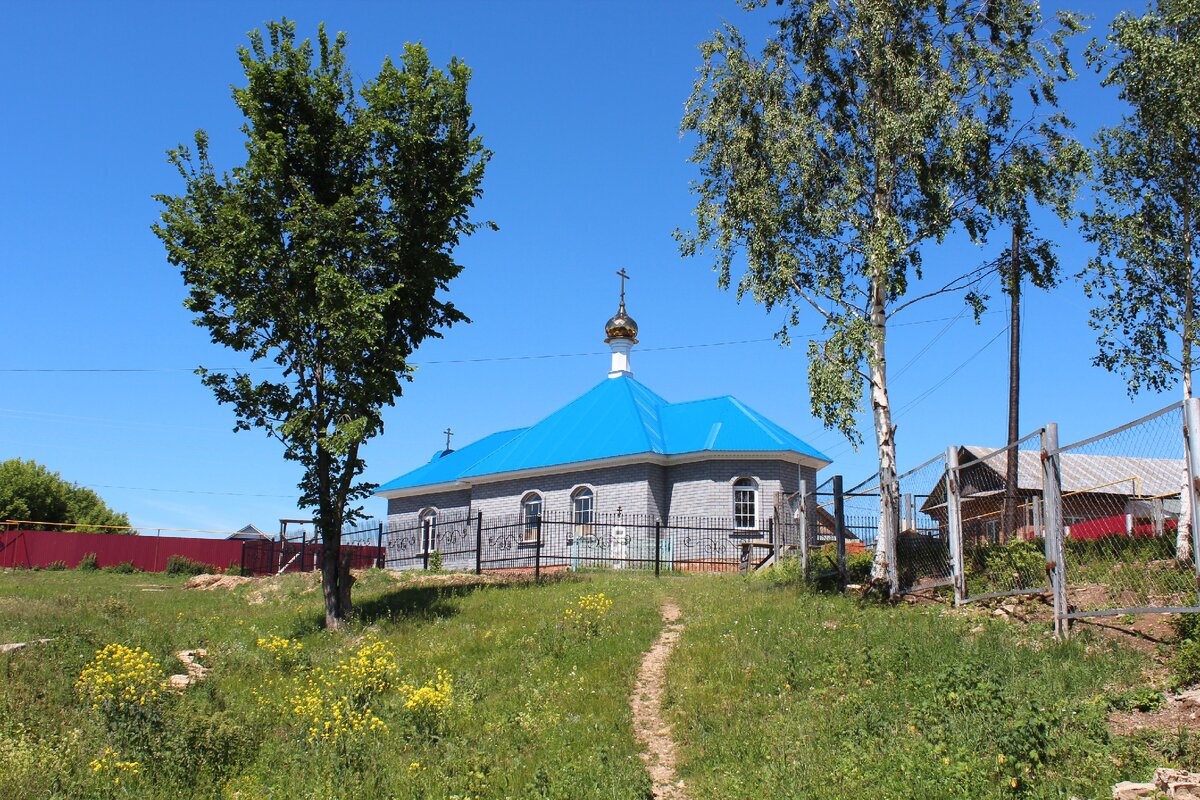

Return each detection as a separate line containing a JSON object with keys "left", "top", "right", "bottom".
{"left": 732, "top": 477, "right": 759, "bottom": 530}
{"left": 521, "top": 492, "right": 543, "bottom": 543}
{"left": 571, "top": 486, "right": 595, "bottom": 535}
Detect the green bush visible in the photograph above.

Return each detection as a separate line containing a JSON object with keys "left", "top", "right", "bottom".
{"left": 1172, "top": 638, "right": 1200, "bottom": 690}
{"left": 224, "top": 560, "right": 246, "bottom": 576}
{"left": 43, "top": 560, "right": 67, "bottom": 571}
{"left": 846, "top": 551, "right": 873, "bottom": 583}
{"left": 756, "top": 554, "right": 808, "bottom": 587}
{"left": 428, "top": 550, "right": 444, "bottom": 573}
{"left": 102, "top": 561, "right": 137, "bottom": 574}
{"left": 76, "top": 553, "right": 98, "bottom": 571}
{"left": 1172, "top": 613, "right": 1200, "bottom": 643}
{"left": 165, "top": 555, "right": 210, "bottom": 575}
{"left": 1108, "top": 686, "right": 1165, "bottom": 712}
{"left": 966, "top": 537, "right": 1046, "bottom": 592}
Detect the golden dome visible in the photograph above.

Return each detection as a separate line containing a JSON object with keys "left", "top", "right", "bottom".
{"left": 604, "top": 300, "right": 638, "bottom": 343}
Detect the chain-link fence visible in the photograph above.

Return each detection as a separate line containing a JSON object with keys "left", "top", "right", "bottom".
{"left": 894, "top": 453, "right": 952, "bottom": 593}
{"left": 957, "top": 431, "right": 1049, "bottom": 603}
{"left": 1056, "top": 402, "right": 1197, "bottom": 617}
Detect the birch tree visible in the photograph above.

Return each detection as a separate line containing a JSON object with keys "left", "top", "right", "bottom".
{"left": 154, "top": 21, "right": 491, "bottom": 626}
{"left": 679, "top": 0, "right": 1082, "bottom": 592}
{"left": 1081, "top": 0, "right": 1200, "bottom": 560}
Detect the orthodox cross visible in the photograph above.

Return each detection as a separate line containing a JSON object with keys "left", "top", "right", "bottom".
{"left": 616, "top": 268, "right": 630, "bottom": 304}
{"left": 443, "top": 427, "right": 453, "bottom": 451}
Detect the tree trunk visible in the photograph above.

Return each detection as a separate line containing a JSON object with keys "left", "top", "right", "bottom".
{"left": 868, "top": 279, "right": 900, "bottom": 595}
{"left": 321, "top": 523, "right": 346, "bottom": 629}
{"left": 1001, "top": 227, "right": 1022, "bottom": 543}
{"left": 1179, "top": 201, "right": 1193, "bottom": 562}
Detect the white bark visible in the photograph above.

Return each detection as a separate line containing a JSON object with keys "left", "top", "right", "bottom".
{"left": 867, "top": 286, "right": 900, "bottom": 593}
{"left": 1179, "top": 466, "right": 1192, "bottom": 563}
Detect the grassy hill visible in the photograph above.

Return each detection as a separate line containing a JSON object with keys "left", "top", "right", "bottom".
{"left": 0, "top": 568, "right": 1188, "bottom": 798}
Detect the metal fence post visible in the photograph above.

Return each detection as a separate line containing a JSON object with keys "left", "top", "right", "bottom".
{"left": 946, "top": 446, "right": 965, "bottom": 605}
{"left": 833, "top": 475, "right": 846, "bottom": 590}
{"left": 769, "top": 518, "right": 776, "bottom": 564}
{"left": 422, "top": 519, "right": 430, "bottom": 572}
{"left": 798, "top": 479, "right": 809, "bottom": 578}
{"left": 1184, "top": 398, "right": 1200, "bottom": 600}
{"left": 475, "top": 511, "right": 484, "bottom": 576}
{"left": 375, "top": 523, "right": 384, "bottom": 569}
{"left": 654, "top": 520, "right": 661, "bottom": 577}
{"left": 534, "top": 514, "right": 542, "bottom": 581}
{"left": 1042, "top": 422, "right": 1068, "bottom": 639}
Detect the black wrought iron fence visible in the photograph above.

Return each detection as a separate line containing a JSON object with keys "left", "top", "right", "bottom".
{"left": 378, "top": 511, "right": 787, "bottom": 576}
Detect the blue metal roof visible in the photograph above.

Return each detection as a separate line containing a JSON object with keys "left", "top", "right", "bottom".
{"left": 377, "top": 375, "right": 830, "bottom": 492}
{"left": 376, "top": 427, "right": 527, "bottom": 493}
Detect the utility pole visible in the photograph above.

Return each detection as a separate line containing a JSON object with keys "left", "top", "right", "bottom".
{"left": 1001, "top": 226, "right": 1022, "bottom": 542}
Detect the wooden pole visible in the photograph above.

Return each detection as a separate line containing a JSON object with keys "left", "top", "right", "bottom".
{"left": 1002, "top": 226, "right": 1023, "bottom": 543}
{"left": 1042, "top": 423, "right": 1067, "bottom": 638}
{"left": 798, "top": 479, "right": 809, "bottom": 579}
{"left": 946, "top": 446, "right": 965, "bottom": 605}
{"left": 833, "top": 475, "right": 846, "bottom": 590}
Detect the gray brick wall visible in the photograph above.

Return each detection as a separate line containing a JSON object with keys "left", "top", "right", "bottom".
{"left": 470, "top": 462, "right": 664, "bottom": 520}
{"left": 383, "top": 458, "right": 821, "bottom": 529}
{"left": 387, "top": 490, "right": 471, "bottom": 527}
{"left": 663, "top": 459, "right": 810, "bottom": 522}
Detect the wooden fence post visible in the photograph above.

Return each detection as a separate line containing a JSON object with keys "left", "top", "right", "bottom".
{"left": 1042, "top": 423, "right": 1068, "bottom": 639}
{"left": 946, "top": 446, "right": 965, "bottom": 605}
{"left": 798, "top": 479, "right": 809, "bottom": 578}
{"left": 375, "top": 523, "right": 384, "bottom": 569}
{"left": 833, "top": 475, "right": 846, "bottom": 590}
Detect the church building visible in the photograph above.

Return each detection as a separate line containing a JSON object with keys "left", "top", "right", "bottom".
{"left": 376, "top": 281, "right": 831, "bottom": 544}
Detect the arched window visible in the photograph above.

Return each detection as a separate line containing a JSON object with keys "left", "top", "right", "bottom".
{"left": 419, "top": 507, "right": 438, "bottom": 552}
{"left": 572, "top": 486, "right": 594, "bottom": 529}
{"left": 521, "top": 492, "right": 543, "bottom": 542}
{"left": 733, "top": 478, "right": 758, "bottom": 530}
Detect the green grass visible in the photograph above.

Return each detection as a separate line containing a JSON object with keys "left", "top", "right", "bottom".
{"left": 0, "top": 567, "right": 1186, "bottom": 799}
{"left": 666, "top": 573, "right": 1180, "bottom": 799}
{"left": 0, "top": 569, "right": 665, "bottom": 799}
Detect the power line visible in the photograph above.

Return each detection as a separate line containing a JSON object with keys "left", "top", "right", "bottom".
{"left": 817, "top": 326, "right": 1009, "bottom": 460}
{"left": 0, "top": 312, "right": 1000, "bottom": 373}
{"left": 85, "top": 482, "right": 298, "bottom": 499}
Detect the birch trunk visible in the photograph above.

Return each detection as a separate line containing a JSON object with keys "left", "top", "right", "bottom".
{"left": 868, "top": 278, "right": 900, "bottom": 594}
{"left": 1179, "top": 201, "right": 1193, "bottom": 562}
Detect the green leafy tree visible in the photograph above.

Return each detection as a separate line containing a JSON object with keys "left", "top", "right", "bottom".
{"left": 679, "top": 0, "right": 1082, "bottom": 592}
{"left": 153, "top": 21, "right": 491, "bottom": 627}
{"left": 1082, "top": 0, "right": 1200, "bottom": 400}
{"left": 1081, "top": 0, "right": 1199, "bottom": 561}
{"left": 0, "top": 459, "right": 131, "bottom": 532}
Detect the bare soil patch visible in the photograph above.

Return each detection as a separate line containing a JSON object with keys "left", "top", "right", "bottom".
{"left": 182, "top": 574, "right": 254, "bottom": 591}
{"left": 632, "top": 601, "right": 688, "bottom": 800}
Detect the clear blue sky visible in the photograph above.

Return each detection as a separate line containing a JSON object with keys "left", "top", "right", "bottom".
{"left": 0, "top": 1, "right": 1161, "bottom": 537}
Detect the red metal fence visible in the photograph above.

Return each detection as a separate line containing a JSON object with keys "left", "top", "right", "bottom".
{"left": 0, "top": 529, "right": 246, "bottom": 572}
{"left": 0, "top": 529, "right": 385, "bottom": 575}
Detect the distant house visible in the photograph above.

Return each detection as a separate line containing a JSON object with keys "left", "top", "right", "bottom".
{"left": 225, "top": 524, "right": 270, "bottom": 541}
{"left": 921, "top": 446, "right": 1185, "bottom": 542}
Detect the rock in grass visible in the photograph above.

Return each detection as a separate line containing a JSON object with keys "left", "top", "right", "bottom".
{"left": 1110, "top": 781, "right": 1157, "bottom": 799}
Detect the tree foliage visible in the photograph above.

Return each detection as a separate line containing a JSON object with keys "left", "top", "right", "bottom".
{"left": 678, "top": 0, "right": 1083, "bottom": 590}
{"left": 0, "top": 459, "right": 131, "bottom": 532}
{"left": 153, "top": 21, "right": 491, "bottom": 625}
{"left": 1081, "top": 0, "right": 1200, "bottom": 398}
